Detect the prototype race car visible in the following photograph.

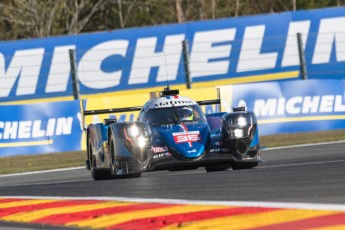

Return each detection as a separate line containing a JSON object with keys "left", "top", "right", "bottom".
{"left": 82, "top": 88, "right": 261, "bottom": 180}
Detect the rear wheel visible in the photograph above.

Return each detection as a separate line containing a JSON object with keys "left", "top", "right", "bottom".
{"left": 205, "top": 163, "right": 231, "bottom": 172}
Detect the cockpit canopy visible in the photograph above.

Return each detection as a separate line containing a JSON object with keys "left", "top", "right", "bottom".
{"left": 144, "top": 105, "right": 206, "bottom": 125}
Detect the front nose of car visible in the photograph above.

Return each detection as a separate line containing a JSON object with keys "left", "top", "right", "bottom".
{"left": 154, "top": 123, "right": 211, "bottom": 160}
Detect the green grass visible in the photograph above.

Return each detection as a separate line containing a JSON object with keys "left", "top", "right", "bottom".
{"left": 0, "top": 151, "right": 86, "bottom": 175}
{"left": 260, "top": 129, "right": 345, "bottom": 147}
{"left": 1, "top": 129, "right": 345, "bottom": 175}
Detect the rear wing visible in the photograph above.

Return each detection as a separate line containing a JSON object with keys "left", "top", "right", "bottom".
{"left": 80, "top": 88, "right": 221, "bottom": 129}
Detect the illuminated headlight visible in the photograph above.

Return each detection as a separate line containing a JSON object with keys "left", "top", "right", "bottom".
{"left": 128, "top": 125, "right": 140, "bottom": 137}
{"left": 137, "top": 136, "right": 146, "bottom": 147}
{"left": 237, "top": 117, "right": 247, "bottom": 127}
{"left": 234, "top": 129, "right": 244, "bottom": 138}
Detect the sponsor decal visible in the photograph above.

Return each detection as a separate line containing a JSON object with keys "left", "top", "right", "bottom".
{"left": 210, "top": 148, "right": 229, "bottom": 153}
{"left": 154, "top": 99, "right": 195, "bottom": 108}
{"left": 153, "top": 152, "right": 172, "bottom": 159}
{"left": 187, "top": 149, "right": 197, "bottom": 153}
{"left": 151, "top": 146, "right": 168, "bottom": 153}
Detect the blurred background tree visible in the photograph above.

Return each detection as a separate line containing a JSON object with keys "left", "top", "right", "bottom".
{"left": 0, "top": 0, "right": 344, "bottom": 41}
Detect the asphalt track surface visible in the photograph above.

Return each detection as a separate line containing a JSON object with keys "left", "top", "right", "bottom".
{"left": 1, "top": 142, "right": 345, "bottom": 204}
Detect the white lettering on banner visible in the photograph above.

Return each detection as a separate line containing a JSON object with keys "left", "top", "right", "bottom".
{"left": 335, "top": 95, "right": 345, "bottom": 112}
{"left": 312, "top": 17, "right": 345, "bottom": 64}
{"left": 128, "top": 34, "right": 185, "bottom": 84}
{"left": 1, "top": 15, "right": 345, "bottom": 100}
{"left": 277, "top": 98, "right": 286, "bottom": 115}
{"left": 190, "top": 29, "right": 235, "bottom": 78}
{"left": 281, "top": 21, "right": 310, "bottom": 67}
{"left": 237, "top": 25, "right": 278, "bottom": 72}
{"left": 3, "top": 122, "right": 18, "bottom": 139}
{"left": 18, "top": 121, "right": 32, "bottom": 138}
{"left": 0, "top": 117, "right": 73, "bottom": 140}
{"left": 253, "top": 95, "right": 345, "bottom": 116}
{"left": 0, "top": 49, "right": 44, "bottom": 97}
{"left": 254, "top": 99, "right": 277, "bottom": 116}
{"left": 319, "top": 95, "right": 334, "bottom": 112}
{"left": 45, "top": 45, "right": 76, "bottom": 93}
{"left": 302, "top": 96, "right": 320, "bottom": 113}
{"left": 285, "top": 97, "right": 302, "bottom": 114}
{"left": 46, "top": 119, "right": 56, "bottom": 136}
{"left": 32, "top": 120, "right": 45, "bottom": 138}
{"left": 56, "top": 117, "right": 73, "bottom": 135}
{"left": 78, "top": 40, "right": 129, "bottom": 89}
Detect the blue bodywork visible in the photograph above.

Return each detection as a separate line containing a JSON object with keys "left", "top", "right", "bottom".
{"left": 85, "top": 94, "right": 261, "bottom": 180}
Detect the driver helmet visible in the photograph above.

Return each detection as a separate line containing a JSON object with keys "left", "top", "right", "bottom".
{"left": 178, "top": 107, "right": 194, "bottom": 121}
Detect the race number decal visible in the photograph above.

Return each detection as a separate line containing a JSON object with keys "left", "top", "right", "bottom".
{"left": 173, "top": 131, "right": 200, "bottom": 143}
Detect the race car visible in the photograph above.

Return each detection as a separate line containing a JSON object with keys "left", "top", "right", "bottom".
{"left": 82, "top": 88, "right": 261, "bottom": 180}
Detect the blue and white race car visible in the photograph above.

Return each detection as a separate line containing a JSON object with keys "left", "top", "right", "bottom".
{"left": 83, "top": 88, "right": 261, "bottom": 180}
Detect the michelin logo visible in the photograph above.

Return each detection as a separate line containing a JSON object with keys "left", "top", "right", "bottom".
{"left": 242, "top": 95, "right": 345, "bottom": 117}
{"left": 0, "top": 117, "right": 73, "bottom": 140}
{"left": 0, "top": 14, "right": 344, "bottom": 100}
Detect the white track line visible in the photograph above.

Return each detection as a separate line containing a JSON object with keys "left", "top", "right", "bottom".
{"left": 259, "top": 159, "right": 345, "bottom": 169}
{"left": 0, "top": 166, "right": 84, "bottom": 178}
{"left": 1, "top": 196, "right": 345, "bottom": 211}
{"left": 264, "top": 140, "right": 345, "bottom": 151}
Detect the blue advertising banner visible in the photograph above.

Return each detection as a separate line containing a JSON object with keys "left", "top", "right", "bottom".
{"left": 219, "top": 79, "right": 345, "bottom": 135}
{"left": 0, "top": 7, "right": 344, "bottom": 102}
{"left": 0, "top": 79, "right": 344, "bottom": 156}
{"left": 0, "top": 101, "right": 82, "bottom": 156}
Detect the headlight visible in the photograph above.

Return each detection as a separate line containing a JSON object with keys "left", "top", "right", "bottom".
{"left": 128, "top": 125, "right": 140, "bottom": 137}
{"left": 234, "top": 129, "right": 244, "bottom": 138}
{"left": 237, "top": 117, "right": 247, "bottom": 127}
{"left": 223, "top": 114, "right": 256, "bottom": 139}
{"left": 137, "top": 136, "right": 146, "bottom": 148}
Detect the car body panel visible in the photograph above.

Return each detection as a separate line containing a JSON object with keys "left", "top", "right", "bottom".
{"left": 84, "top": 89, "right": 261, "bottom": 179}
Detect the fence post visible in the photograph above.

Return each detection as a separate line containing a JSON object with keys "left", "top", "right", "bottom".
{"left": 297, "top": 33, "right": 308, "bottom": 80}
{"left": 69, "top": 49, "right": 80, "bottom": 100}
{"left": 182, "top": 40, "right": 192, "bottom": 89}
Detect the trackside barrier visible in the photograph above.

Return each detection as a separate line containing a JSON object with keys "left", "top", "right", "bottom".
{"left": 1, "top": 7, "right": 345, "bottom": 103}
{"left": 0, "top": 79, "right": 344, "bottom": 156}
{"left": 0, "top": 101, "right": 82, "bottom": 156}
{"left": 219, "top": 79, "right": 345, "bottom": 136}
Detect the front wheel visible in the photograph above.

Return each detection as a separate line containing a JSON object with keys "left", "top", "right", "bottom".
{"left": 109, "top": 135, "right": 142, "bottom": 179}
{"left": 89, "top": 137, "right": 112, "bottom": 181}
{"left": 109, "top": 136, "right": 117, "bottom": 179}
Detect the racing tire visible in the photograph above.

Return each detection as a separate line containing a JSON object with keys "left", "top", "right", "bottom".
{"left": 109, "top": 136, "right": 117, "bottom": 179}
{"left": 205, "top": 163, "right": 231, "bottom": 172}
{"left": 88, "top": 137, "right": 112, "bottom": 181}
{"left": 109, "top": 136, "right": 142, "bottom": 179}
{"left": 90, "top": 156, "right": 112, "bottom": 181}
{"left": 231, "top": 162, "right": 258, "bottom": 170}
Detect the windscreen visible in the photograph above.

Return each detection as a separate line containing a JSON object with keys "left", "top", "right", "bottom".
{"left": 145, "top": 105, "right": 206, "bottom": 125}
